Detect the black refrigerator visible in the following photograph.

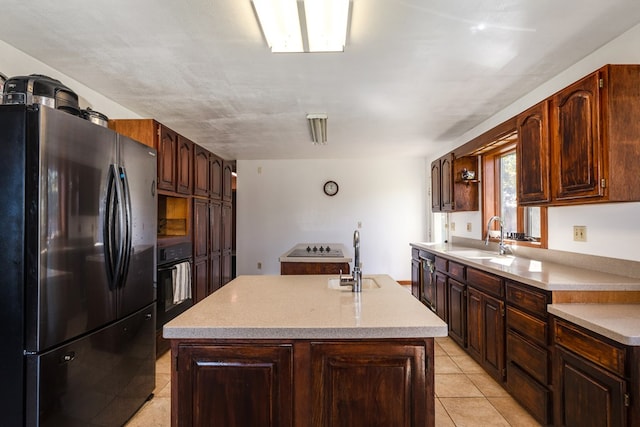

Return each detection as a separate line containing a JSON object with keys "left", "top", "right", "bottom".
{"left": 0, "top": 104, "right": 157, "bottom": 426}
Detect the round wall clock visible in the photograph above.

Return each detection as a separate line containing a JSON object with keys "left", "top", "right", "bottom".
{"left": 323, "top": 180, "right": 339, "bottom": 196}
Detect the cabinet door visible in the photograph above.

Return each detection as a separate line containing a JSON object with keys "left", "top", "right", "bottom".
{"left": 517, "top": 100, "right": 551, "bottom": 204}
{"left": 551, "top": 71, "right": 604, "bottom": 201}
{"left": 430, "top": 159, "right": 441, "bottom": 212}
{"left": 310, "top": 341, "right": 432, "bottom": 427}
{"left": 483, "top": 293, "right": 505, "bottom": 381}
{"left": 448, "top": 278, "right": 466, "bottom": 348}
{"left": 158, "top": 125, "right": 178, "bottom": 191}
{"left": 555, "top": 347, "right": 627, "bottom": 427}
{"left": 222, "top": 202, "right": 233, "bottom": 252}
{"left": 221, "top": 252, "right": 233, "bottom": 286}
{"left": 440, "top": 153, "right": 454, "bottom": 211}
{"left": 193, "top": 199, "right": 209, "bottom": 259}
{"left": 411, "top": 258, "right": 420, "bottom": 300}
{"left": 435, "top": 272, "right": 447, "bottom": 322}
{"left": 193, "top": 144, "right": 210, "bottom": 197}
{"left": 176, "top": 136, "right": 193, "bottom": 195}
{"left": 193, "top": 258, "right": 208, "bottom": 303}
{"left": 176, "top": 344, "right": 293, "bottom": 427}
{"left": 209, "top": 254, "right": 221, "bottom": 294}
{"left": 210, "top": 155, "right": 223, "bottom": 200}
{"left": 467, "top": 287, "right": 482, "bottom": 362}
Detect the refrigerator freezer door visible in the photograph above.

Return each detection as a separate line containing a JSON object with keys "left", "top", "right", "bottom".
{"left": 26, "top": 106, "right": 118, "bottom": 352}
{"left": 26, "top": 303, "right": 156, "bottom": 427}
{"left": 117, "top": 135, "right": 157, "bottom": 318}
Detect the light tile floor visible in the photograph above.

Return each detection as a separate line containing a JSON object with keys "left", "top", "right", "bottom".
{"left": 126, "top": 336, "right": 542, "bottom": 426}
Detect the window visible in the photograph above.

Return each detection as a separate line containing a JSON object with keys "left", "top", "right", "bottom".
{"left": 482, "top": 142, "right": 546, "bottom": 247}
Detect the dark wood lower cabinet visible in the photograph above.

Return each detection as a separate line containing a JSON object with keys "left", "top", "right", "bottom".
{"left": 280, "top": 261, "right": 350, "bottom": 275}
{"left": 447, "top": 278, "right": 466, "bottom": 348}
{"left": 172, "top": 338, "right": 436, "bottom": 427}
{"left": 467, "top": 287, "right": 505, "bottom": 382}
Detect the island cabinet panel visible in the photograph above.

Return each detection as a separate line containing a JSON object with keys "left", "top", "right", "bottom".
{"left": 281, "top": 262, "right": 350, "bottom": 275}
{"left": 309, "top": 340, "right": 433, "bottom": 427}
{"left": 175, "top": 344, "right": 293, "bottom": 427}
{"left": 172, "top": 338, "right": 436, "bottom": 427}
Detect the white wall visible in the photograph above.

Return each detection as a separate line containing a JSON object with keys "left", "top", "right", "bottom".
{"left": 0, "top": 40, "right": 140, "bottom": 119}
{"left": 236, "top": 158, "right": 427, "bottom": 280}
{"left": 445, "top": 23, "right": 640, "bottom": 262}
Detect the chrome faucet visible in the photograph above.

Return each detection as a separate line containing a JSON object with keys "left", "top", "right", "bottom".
{"left": 339, "top": 230, "right": 362, "bottom": 292}
{"left": 485, "top": 216, "right": 512, "bottom": 255}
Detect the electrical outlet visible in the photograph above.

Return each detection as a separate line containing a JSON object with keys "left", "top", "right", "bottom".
{"left": 257, "top": 262, "right": 262, "bottom": 269}
{"left": 466, "top": 222, "right": 472, "bottom": 232}
{"left": 450, "top": 222, "right": 455, "bottom": 231}
{"left": 573, "top": 226, "right": 587, "bottom": 242}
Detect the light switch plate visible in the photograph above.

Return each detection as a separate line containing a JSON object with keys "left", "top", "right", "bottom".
{"left": 573, "top": 226, "right": 587, "bottom": 242}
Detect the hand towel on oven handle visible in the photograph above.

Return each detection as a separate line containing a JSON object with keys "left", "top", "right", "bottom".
{"left": 172, "top": 261, "right": 192, "bottom": 304}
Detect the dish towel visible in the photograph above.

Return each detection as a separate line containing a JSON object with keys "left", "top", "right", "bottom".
{"left": 172, "top": 261, "right": 192, "bottom": 304}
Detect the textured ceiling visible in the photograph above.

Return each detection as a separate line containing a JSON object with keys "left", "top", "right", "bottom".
{"left": 2, "top": 0, "right": 640, "bottom": 160}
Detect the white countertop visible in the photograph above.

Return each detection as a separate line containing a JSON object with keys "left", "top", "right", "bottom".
{"left": 163, "top": 274, "right": 448, "bottom": 340}
{"left": 279, "top": 243, "right": 352, "bottom": 263}
{"left": 411, "top": 242, "right": 640, "bottom": 291}
{"left": 548, "top": 304, "right": 640, "bottom": 346}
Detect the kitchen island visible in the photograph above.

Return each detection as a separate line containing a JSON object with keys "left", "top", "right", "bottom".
{"left": 279, "top": 243, "right": 352, "bottom": 275}
{"left": 164, "top": 274, "right": 447, "bottom": 427}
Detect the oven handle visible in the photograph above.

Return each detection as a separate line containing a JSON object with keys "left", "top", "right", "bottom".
{"left": 157, "top": 260, "right": 191, "bottom": 272}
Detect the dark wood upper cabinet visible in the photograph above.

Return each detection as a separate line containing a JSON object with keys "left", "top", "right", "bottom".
{"left": 430, "top": 159, "right": 441, "bottom": 212}
{"left": 431, "top": 154, "right": 478, "bottom": 212}
{"left": 176, "top": 136, "right": 193, "bottom": 195}
{"left": 440, "top": 153, "right": 454, "bottom": 211}
{"left": 551, "top": 70, "right": 603, "bottom": 202}
{"left": 157, "top": 125, "right": 178, "bottom": 192}
{"left": 517, "top": 100, "right": 551, "bottom": 204}
{"left": 516, "top": 64, "right": 640, "bottom": 206}
{"left": 193, "top": 144, "right": 210, "bottom": 197}
{"left": 209, "top": 155, "right": 223, "bottom": 200}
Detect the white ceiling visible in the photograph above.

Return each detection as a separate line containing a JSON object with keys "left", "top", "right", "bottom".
{"left": 2, "top": 0, "right": 640, "bottom": 160}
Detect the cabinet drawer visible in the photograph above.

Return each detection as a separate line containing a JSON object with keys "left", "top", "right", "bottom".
{"left": 434, "top": 256, "right": 448, "bottom": 272}
{"left": 506, "top": 307, "right": 547, "bottom": 346}
{"left": 506, "top": 281, "right": 548, "bottom": 317}
{"left": 553, "top": 318, "right": 626, "bottom": 376}
{"left": 466, "top": 268, "right": 502, "bottom": 298}
{"left": 507, "top": 362, "right": 551, "bottom": 425}
{"left": 448, "top": 261, "right": 465, "bottom": 281}
{"left": 507, "top": 330, "right": 548, "bottom": 384}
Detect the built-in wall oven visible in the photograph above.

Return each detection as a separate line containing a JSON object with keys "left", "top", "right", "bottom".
{"left": 157, "top": 242, "right": 193, "bottom": 330}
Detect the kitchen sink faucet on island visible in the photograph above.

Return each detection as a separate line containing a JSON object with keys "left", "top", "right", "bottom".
{"left": 338, "top": 230, "right": 362, "bottom": 292}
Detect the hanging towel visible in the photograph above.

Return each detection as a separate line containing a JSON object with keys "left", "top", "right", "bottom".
{"left": 172, "top": 261, "right": 192, "bottom": 304}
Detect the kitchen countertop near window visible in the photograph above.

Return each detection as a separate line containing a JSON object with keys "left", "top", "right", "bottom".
{"left": 163, "top": 274, "right": 448, "bottom": 340}
{"left": 411, "top": 242, "right": 640, "bottom": 291}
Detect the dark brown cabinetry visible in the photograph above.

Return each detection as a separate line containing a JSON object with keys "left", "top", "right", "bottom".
{"left": 174, "top": 343, "right": 294, "bottom": 427}
{"left": 431, "top": 154, "right": 479, "bottom": 212}
{"left": 222, "top": 161, "right": 234, "bottom": 202}
{"left": 173, "top": 338, "right": 436, "bottom": 427}
{"left": 505, "top": 281, "right": 552, "bottom": 425}
{"left": 518, "top": 64, "right": 640, "bottom": 206}
{"left": 158, "top": 126, "right": 179, "bottom": 192}
{"left": 280, "top": 262, "right": 350, "bottom": 275}
{"left": 517, "top": 101, "right": 551, "bottom": 205}
{"left": 209, "top": 155, "right": 223, "bottom": 200}
{"left": 553, "top": 318, "right": 630, "bottom": 427}
{"left": 448, "top": 278, "right": 466, "bottom": 348}
{"left": 193, "top": 199, "right": 209, "bottom": 303}
{"left": 466, "top": 268, "right": 505, "bottom": 383}
{"left": 176, "top": 136, "right": 193, "bottom": 195}
{"left": 193, "top": 144, "right": 210, "bottom": 197}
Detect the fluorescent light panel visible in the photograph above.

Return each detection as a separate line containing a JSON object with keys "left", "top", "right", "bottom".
{"left": 307, "top": 114, "right": 327, "bottom": 144}
{"left": 252, "top": 0, "right": 349, "bottom": 52}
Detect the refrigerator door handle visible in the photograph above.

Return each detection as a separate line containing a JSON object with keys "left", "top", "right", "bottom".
{"left": 118, "top": 165, "right": 133, "bottom": 288}
{"left": 105, "top": 163, "right": 126, "bottom": 289}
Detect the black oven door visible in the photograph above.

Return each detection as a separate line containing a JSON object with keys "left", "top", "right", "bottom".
{"left": 156, "top": 263, "right": 193, "bottom": 329}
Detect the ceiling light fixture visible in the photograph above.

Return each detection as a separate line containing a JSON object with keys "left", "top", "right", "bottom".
{"left": 251, "top": 0, "right": 350, "bottom": 53}
{"left": 307, "top": 113, "right": 328, "bottom": 144}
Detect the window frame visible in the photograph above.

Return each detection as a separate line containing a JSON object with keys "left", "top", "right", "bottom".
{"left": 482, "top": 142, "right": 548, "bottom": 249}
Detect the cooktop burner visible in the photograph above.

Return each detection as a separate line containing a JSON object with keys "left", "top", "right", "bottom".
{"left": 288, "top": 245, "right": 344, "bottom": 257}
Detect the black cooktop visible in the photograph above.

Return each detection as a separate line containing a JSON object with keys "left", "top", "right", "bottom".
{"left": 288, "top": 245, "right": 344, "bottom": 257}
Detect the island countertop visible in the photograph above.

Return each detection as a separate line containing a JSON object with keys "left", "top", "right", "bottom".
{"left": 163, "top": 274, "right": 448, "bottom": 340}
